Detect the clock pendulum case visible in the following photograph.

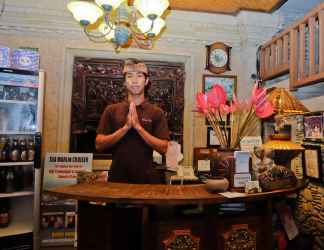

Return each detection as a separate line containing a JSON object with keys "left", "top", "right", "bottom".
{"left": 205, "top": 42, "right": 231, "bottom": 74}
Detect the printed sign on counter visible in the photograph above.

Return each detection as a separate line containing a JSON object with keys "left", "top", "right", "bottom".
{"left": 197, "top": 159, "right": 211, "bottom": 172}
{"left": 233, "top": 173, "right": 251, "bottom": 188}
{"left": 43, "top": 153, "right": 93, "bottom": 189}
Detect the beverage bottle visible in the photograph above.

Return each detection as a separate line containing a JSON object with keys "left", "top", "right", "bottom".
{"left": 10, "top": 138, "right": 20, "bottom": 162}
{"left": 13, "top": 166, "right": 24, "bottom": 191}
{"left": 0, "top": 166, "right": 6, "bottom": 192}
{"left": 5, "top": 167, "right": 15, "bottom": 193}
{"left": 20, "top": 139, "right": 28, "bottom": 161}
{"left": 0, "top": 137, "right": 6, "bottom": 162}
{"left": 1, "top": 138, "right": 10, "bottom": 162}
{"left": 27, "top": 139, "right": 35, "bottom": 161}
{"left": 0, "top": 198, "right": 10, "bottom": 228}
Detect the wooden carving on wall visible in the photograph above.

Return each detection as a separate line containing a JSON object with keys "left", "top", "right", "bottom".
{"left": 70, "top": 57, "right": 185, "bottom": 157}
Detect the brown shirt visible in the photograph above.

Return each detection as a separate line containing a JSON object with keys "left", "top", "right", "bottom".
{"left": 97, "top": 100, "right": 169, "bottom": 183}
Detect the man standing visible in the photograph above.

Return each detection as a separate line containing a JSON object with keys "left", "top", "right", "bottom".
{"left": 96, "top": 58, "right": 169, "bottom": 183}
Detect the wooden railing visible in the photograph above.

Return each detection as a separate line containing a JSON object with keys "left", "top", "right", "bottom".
{"left": 259, "top": 3, "right": 324, "bottom": 90}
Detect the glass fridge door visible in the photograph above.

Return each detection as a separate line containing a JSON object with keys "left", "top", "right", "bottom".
{"left": 0, "top": 68, "right": 39, "bottom": 134}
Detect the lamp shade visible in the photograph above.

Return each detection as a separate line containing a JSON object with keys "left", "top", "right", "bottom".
{"left": 267, "top": 87, "right": 309, "bottom": 115}
{"left": 136, "top": 17, "right": 165, "bottom": 37}
{"left": 134, "top": 0, "right": 169, "bottom": 19}
{"left": 95, "top": 0, "right": 124, "bottom": 10}
{"left": 67, "top": 1, "right": 103, "bottom": 25}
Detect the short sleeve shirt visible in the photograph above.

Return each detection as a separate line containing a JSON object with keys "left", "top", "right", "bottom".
{"left": 96, "top": 100, "right": 169, "bottom": 183}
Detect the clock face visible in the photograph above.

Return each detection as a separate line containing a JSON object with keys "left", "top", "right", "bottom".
{"left": 210, "top": 49, "right": 228, "bottom": 68}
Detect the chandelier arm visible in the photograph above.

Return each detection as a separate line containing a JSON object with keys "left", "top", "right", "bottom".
{"left": 104, "top": 13, "right": 115, "bottom": 31}
{"left": 84, "top": 27, "right": 112, "bottom": 40}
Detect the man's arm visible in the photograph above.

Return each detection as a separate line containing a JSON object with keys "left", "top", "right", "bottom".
{"left": 135, "top": 126, "right": 168, "bottom": 154}
{"left": 95, "top": 125, "right": 129, "bottom": 152}
{"left": 96, "top": 108, "right": 132, "bottom": 152}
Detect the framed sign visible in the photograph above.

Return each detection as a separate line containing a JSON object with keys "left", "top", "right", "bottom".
{"left": 303, "top": 112, "right": 324, "bottom": 141}
{"left": 302, "top": 144, "right": 322, "bottom": 182}
{"left": 202, "top": 74, "right": 237, "bottom": 102}
{"left": 207, "top": 126, "right": 220, "bottom": 147}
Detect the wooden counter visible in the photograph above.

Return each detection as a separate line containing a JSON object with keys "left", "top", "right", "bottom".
{"left": 47, "top": 181, "right": 304, "bottom": 250}
{"left": 47, "top": 181, "right": 304, "bottom": 205}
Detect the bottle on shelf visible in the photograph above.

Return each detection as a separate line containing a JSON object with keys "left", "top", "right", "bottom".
{"left": 0, "top": 136, "right": 6, "bottom": 161}
{"left": 13, "top": 166, "right": 24, "bottom": 191}
{"left": 20, "top": 138, "right": 28, "bottom": 161}
{"left": 27, "top": 139, "right": 35, "bottom": 161}
{"left": 23, "top": 166, "right": 34, "bottom": 189}
{"left": 5, "top": 167, "right": 15, "bottom": 193}
{"left": 10, "top": 138, "right": 20, "bottom": 162}
{"left": 0, "top": 137, "right": 10, "bottom": 162}
{"left": 0, "top": 166, "right": 6, "bottom": 192}
{"left": 0, "top": 198, "right": 10, "bottom": 228}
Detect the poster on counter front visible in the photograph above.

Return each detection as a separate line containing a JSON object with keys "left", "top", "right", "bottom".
{"left": 43, "top": 153, "right": 93, "bottom": 189}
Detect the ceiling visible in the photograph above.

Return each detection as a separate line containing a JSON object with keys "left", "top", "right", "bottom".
{"left": 168, "top": 0, "right": 288, "bottom": 14}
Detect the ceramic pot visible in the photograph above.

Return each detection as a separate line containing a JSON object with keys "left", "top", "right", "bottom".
{"left": 204, "top": 176, "right": 229, "bottom": 193}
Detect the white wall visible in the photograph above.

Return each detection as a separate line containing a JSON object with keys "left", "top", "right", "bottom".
{"left": 0, "top": 1, "right": 281, "bottom": 164}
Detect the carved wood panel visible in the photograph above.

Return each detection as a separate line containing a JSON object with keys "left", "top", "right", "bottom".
{"left": 223, "top": 224, "right": 256, "bottom": 250}
{"left": 70, "top": 57, "right": 185, "bottom": 157}
{"left": 163, "top": 229, "right": 200, "bottom": 250}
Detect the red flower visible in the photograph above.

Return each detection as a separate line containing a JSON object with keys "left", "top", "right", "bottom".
{"left": 207, "top": 84, "right": 227, "bottom": 109}
{"left": 251, "top": 84, "right": 273, "bottom": 118}
{"left": 195, "top": 92, "right": 208, "bottom": 114}
{"left": 256, "top": 100, "right": 273, "bottom": 118}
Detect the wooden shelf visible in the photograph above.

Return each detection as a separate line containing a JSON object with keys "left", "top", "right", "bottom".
{"left": 0, "top": 190, "right": 34, "bottom": 198}
{"left": 0, "top": 162, "right": 34, "bottom": 166}
{"left": 0, "top": 197, "right": 33, "bottom": 237}
{"left": 0, "top": 131, "right": 35, "bottom": 135}
{"left": 0, "top": 100, "right": 37, "bottom": 105}
{"left": 0, "top": 218, "right": 33, "bottom": 237}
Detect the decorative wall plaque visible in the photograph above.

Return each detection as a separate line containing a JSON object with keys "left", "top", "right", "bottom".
{"left": 70, "top": 57, "right": 185, "bottom": 157}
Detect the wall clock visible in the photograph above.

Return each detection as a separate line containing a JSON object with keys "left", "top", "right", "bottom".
{"left": 206, "top": 42, "right": 231, "bottom": 74}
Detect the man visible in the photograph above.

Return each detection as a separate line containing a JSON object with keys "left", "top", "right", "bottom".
{"left": 96, "top": 58, "right": 169, "bottom": 184}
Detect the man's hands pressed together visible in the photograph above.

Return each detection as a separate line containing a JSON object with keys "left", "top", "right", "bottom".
{"left": 127, "top": 102, "right": 142, "bottom": 131}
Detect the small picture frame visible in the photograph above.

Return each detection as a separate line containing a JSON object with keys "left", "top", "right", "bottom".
{"left": 207, "top": 127, "right": 220, "bottom": 147}
{"left": 303, "top": 113, "right": 324, "bottom": 141}
{"left": 302, "top": 144, "right": 322, "bottom": 182}
{"left": 261, "top": 119, "right": 276, "bottom": 142}
{"left": 202, "top": 74, "right": 237, "bottom": 101}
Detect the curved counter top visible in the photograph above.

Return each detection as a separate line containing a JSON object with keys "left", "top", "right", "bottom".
{"left": 47, "top": 180, "right": 304, "bottom": 206}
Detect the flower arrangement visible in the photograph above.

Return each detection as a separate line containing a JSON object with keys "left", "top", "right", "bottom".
{"left": 196, "top": 82, "right": 273, "bottom": 149}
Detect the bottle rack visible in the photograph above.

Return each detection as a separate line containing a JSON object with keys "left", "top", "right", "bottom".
{"left": 0, "top": 66, "right": 44, "bottom": 250}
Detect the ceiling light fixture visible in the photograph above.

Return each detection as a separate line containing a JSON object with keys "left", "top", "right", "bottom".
{"left": 67, "top": 0, "right": 169, "bottom": 52}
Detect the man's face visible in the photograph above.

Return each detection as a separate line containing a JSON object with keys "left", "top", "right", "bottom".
{"left": 124, "top": 71, "right": 148, "bottom": 96}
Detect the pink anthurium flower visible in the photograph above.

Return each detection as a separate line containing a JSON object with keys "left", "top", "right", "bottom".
{"left": 207, "top": 84, "right": 227, "bottom": 109}
{"left": 251, "top": 84, "right": 267, "bottom": 106}
{"left": 194, "top": 81, "right": 274, "bottom": 149}
{"left": 255, "top": 100, "right": 273, "bottom": 118}
{"left": 196, "top": 92, "right": 209, "bottom": 114}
